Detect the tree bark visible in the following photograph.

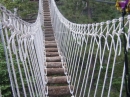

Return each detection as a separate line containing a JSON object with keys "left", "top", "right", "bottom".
{"left": 86, "top": 0, "right": 92, "bottom": 19}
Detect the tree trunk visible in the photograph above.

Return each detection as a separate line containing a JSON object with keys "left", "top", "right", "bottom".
{"left": 86, "top": 0, "right": 91, "bottom": 19}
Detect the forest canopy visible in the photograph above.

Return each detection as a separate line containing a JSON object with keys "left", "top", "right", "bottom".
{"left": 57, "top": 0, "right": 120, "bottom": 23}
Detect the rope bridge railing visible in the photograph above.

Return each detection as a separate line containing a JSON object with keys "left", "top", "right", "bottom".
{"left": 49, "top": 0, "right": 130, "bottom": 97}
{"left": 0, "top": 0, "right": 130, "bottom": 96}
{"left": 0, "top": 0, "right": 47, "bottom": 97}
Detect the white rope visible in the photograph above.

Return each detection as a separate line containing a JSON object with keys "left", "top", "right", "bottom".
{"left": 0, "top": 87, "right": 1, "bottom": 97}
{"left": 0, "top": 23, "right": 17, "bottom": 97}
{"left": 0, "top": 0, "right": 46, "bottom": 96}
{"left": 1, "top": 0, "right": 130, "bottom": 96}
{"left": 49, "top": 0, "right": 130, "bottom": 97}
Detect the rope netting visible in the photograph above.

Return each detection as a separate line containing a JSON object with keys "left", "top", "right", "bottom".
{"left": 0, "top": 0, "right": 130, "bottom": 97}
{"left": 49, "top": 0, "right": 130, "bottom": 97}
{"left": 0, "top": 0, "right": 47, "bottom": 97}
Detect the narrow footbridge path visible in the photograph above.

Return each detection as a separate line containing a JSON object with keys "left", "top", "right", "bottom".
{"left": 43, "top": 0, "right": 71, "bottom": 96}
{"left": 0, "top": 0, "right": 130, "bottom": 97}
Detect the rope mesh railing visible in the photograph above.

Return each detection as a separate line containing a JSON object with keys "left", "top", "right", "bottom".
{"left": 49, "top": 0, "right": 130, "bottom": 97}
{"left": 0, "top": 0, "right": 47, "bottom": 97}
{"left": 0, "top": 0, "right": 130, "bottom": 96}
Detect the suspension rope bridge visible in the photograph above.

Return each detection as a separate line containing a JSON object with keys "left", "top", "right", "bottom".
{"left": 0, "top": 0, "right": 130, "bottom": 97}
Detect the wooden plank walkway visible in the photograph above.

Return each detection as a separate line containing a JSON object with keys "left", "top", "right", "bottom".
{"left": 43, "top": 0, "right": 72, "bottom": 96}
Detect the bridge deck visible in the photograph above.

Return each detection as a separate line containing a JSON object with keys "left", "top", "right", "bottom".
{"left": 43, "top": 0, "right": 72, "bottom": 96}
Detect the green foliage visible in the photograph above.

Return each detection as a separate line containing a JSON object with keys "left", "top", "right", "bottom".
{"left": 0, "top": 42, "right": 12, "bottom": 97}
{"left": 0, "top": 0, "right": 128, "bottom": 96}
{"left": 0, "top": 0, "right": 38, "bottom": 19}
{"left": 0, "top": 1, "right": 38, "bottom": 96}
{"left": 58, "top": 0, "right": 120, "bottom": 23}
